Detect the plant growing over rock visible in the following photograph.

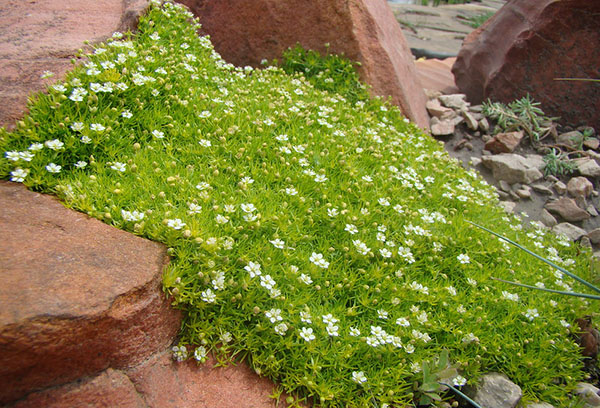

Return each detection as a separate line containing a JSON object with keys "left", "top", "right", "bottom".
{"left": 0, "top": 1, "right": 596, "bottom": 406}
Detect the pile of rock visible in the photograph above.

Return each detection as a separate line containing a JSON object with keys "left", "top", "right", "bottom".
{"left": 427, "top": 93, "right": 600, "bottom": 251}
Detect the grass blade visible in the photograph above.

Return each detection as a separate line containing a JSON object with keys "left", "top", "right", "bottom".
{"left": 491, "top": 277, "right": 600, "bottom": 300}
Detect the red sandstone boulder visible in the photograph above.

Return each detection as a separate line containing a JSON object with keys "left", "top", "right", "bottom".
{"left": 0, "top": 0, "right": 149, "bottom": 129}
{"left": 452, "top": 0, "right": 600, "bottom": 131}
{"left": 178, "top": 0, "right": 429, "bottom": 129}
{"left": 0, "top": 181, "right": 180, "bottom": 405}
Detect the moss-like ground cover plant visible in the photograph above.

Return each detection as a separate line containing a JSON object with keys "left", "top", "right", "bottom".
{"left": 0, "top": 2, "right": 596, "bottom": 406}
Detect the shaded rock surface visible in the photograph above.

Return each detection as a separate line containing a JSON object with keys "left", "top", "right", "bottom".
{"left": 468, "top": 372, "right": 522, "bottom": 408}
{"left": 0, "top": 181, "right": 181, "bottom": 404}
{"left": 481, "top": 153, "right": 543, "bottom": 184}
{"left": 0, "top": 0, "right": 150, "bottom": 129}
{"left": 452, "top": 0, "right": 600, "bottom": 130}
{"left": 178, "top": 0, "right": 429, "bottom": 129}
{"left": 545, "top": 197, "right": 590, "bottom": 223}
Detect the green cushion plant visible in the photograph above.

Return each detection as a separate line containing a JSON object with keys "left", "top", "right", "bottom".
{"left": 0, "top": 1, "right": 595, "bottom": 406}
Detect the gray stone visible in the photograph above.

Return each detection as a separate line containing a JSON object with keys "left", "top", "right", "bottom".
{"left": 587, "top": 204, "right": 599, "bottom": 217}
{"left": 482, "top": 154, "right": 544, "bottom": 184}
{"left": 524, "top": 403, "right": 555, "bottom": 408}
{"left": 499, "top": 180, "right": 512, "bottom": 193}
{"left": 485, "top": 131, "right": 524, "bottom": 154}
{"left": 531, "top": 183, "right": 554, "bottom": 196}
{"left": 482, "top": 134, "right": 492, "bottom": 143}
{"left": 452, "top": 115, "right": 465, "bottom": 126}
{"left": 546, "top": 175, "right": 559, "bottom": 183}
{"left": 553, "top": 181, "right": 567, "bottom": 195}
{"left": 552, "top": 223, "right": 587, "bottom": 242}
{"left": 470, "top": 157, "right": 482, "bottom": 167}
{"left": 545, "top": 197, "right": 591, "bottom": 222}
{"left": 567, "top": 177, "right": 594, "bottom": 198}
{"left": 462, "top": 109, "right": 479, "bottom": 130}
{"left": 469, "top": 372, "right": 522, "bottom": 408}
{"left": 584, "top": 138, "right": 600, "bottom": 150}
{"left": 580, "top": 236, "right": 593, "bottom": 248}
{"left": 426, "top": 99, "right": 453, "bottom": 119}
{"left": 558, "top": 131, "right": 584, "bottom": 149}
{"left": 498, "top": 201, "right": 516, "bottom": 214}
{"left": 516, "top": 186, "right": 532, "bottom": 199}
{"left": 470, "top": 104, "right": 483, "bottom": 113}
{"left": 588, "top": 228, "right": 600, "bottom": 244}
{"left": 575, "top": 382, "right": 600, "bottom": 407}
{"left": 540, "top": 209, "right": 557, "bottom": 227}
{"left": 575, "top": 158, "right": 600, "bottom": 178}
{"left": 525, "top": 154, "right": 546, "bottom": 172}
{"left": 479, "top": 117, "right": 490, "bottom": 133}
{"left": 431, "top": 119, "right": 455, "bottom": 136}
{"left": 438, "top": 93, "right": 468, "bottom": 110}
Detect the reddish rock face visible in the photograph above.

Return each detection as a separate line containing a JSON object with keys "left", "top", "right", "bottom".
{"left": 0, "top": 0, "right": 149, "bottom": 129}
{"left": 452, "top": 0, "right": 600, "bottom": 130}
{"left": 0, "top": 182, "right": 180, "bottom": 404}
{"left": 178, "top": 0, "right": 429, "bottom": 129}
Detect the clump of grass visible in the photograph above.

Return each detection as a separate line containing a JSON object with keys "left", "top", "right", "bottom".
{"left": 0, "top": 1, "right": 595, "bottom": 406}
{"left": 461, "top": 11, "right": 495, "bottom": 29}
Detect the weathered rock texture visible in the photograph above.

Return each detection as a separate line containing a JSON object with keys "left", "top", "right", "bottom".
{"left": 178, "top": 0, "right": 429, "bottom": 129}
{"left": 0, "top": 181, "right": 180, "bottom": 404}
{"left": 0, "top": 0, "right": 149, "bottom": 129}
{"left": 452, "top": 0, "right": 600, "bottom": 130}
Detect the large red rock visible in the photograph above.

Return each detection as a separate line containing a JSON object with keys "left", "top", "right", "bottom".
{"left": 0, "top": 0, "right": 149, "bottom": 129}
{"left": 452, "top": 0, "right": 600, "bottom": 130}
{"left": 0, "top": 181, "right": 181, "bottom": 404}
{"left": 178, "top": 0, "right": 429, "bottom": 129}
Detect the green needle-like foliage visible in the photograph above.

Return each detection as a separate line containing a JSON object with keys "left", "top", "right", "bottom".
{"left": 0, "top": 2, "right": 595, "bottom": 406}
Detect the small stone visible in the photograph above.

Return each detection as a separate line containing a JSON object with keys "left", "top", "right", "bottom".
{"left": 574, "top": 382, "right": 600, "bottom": 407}
{"left": 499, "top": 180, "right": 512, "bottom": 192}
{"left": 567, "top": 176, "right": 594, "bottom": 198}
{"left": 516, "top": 186, "right": 532, "bottom": 199}
{"left": 470, "top": 104, "right": 483, "bottom": 113}
{"left": 584, "top": 138, "right": 600, "bottom": 150}
{"left": 431, "top": 119, "right": 455, "bottom": 136}
{"left": 498, "top": 201, "right": 516, "bottom": 213}
{"left": 452, "top": 116, "right": 465, "bottom": 126}
{"left": 438, "top": 93, "right": 469, "bottom": 110}
{"left": 462, "top": 109, "right": 479, "bottom": 130}
{"left": 545, "top": 197, "right": 590, "bottom": 222}
{"left": 588, "top": 228, "right": 600, "bottom": 244}
{"left": 484, "top": 131, "right": 524, "bottom": 154}
{"left": 481, "top": 153, "right": 543, "bottom": 184}
{"left": 587, "top": 204, "right": 599, "bottom": 217}
{"left": 474, "top": 131, "right": 481, "bottom": 137}
{"left": 479, "top": 117, "right": 490, "bottom": 132}
{"left": 482, "top": 134, "right": 492, "bottom": 143}
{"left": 558, "top": 130, "right": 584, "bottom": 149}
{"left": 540, "top": 209, "right": 557, "bottom": 227}
{"left": 497, "top": 190, "right": 510, "bottom": 199}
{"left": 575, "top": 158, "right": 600, "bottom": 178}
{"left": 525, "top": 154, "right": 546, "bottom": 172}
{"left": 552, "top": 223, "right": 588, "bottom": 241}
{"left": 531, "top": 183, "right": 554, "bottom": 195}
{"left": 580, "top": 236, "right": 593, "bottom": 248}
{"left": 553, "top": 181, "right": 567, "bottom": 195}
{"left": 524, "top": 403, "right": 555, "bottom": 408}
{"left": 546, "top": 175, "right": 559, "bottom": 183}
{"left": 469, "top": 372, "right": 522, "bottom": 408}
{"left": 426, "top": 99, "right": 454, "bottom": 118}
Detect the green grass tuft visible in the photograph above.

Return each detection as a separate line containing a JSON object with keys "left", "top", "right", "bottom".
{"left": 0, "top": 1, "right": 595, "bottom": 406}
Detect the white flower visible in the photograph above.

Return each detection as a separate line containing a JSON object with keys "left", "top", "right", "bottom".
{"left": 188, "top": 203, "right": 202, "bottom": 214}
{"left": 404, "top": 344, "right": 415, "bottom": 354}
{"left": 244, "top": 262, "right": 262, "bottom": 278}
{"left": 352, "top": 371, "right": 367, "bottom": 385}
{"left": 223, "top": 204, "right": 236, "bottom": 213}
{"left": 378, "top": 197, "right": 390, "bottom": 206}
{"left": 260, "top": 274, "right": 276, "bottom": 290}
{"left": 240, "top": 203, "right": 256, "bottom": 213}
{"left": 525, "top": 308, "right": 539, "bottom": 321}
{"left": 5, "top": 151, "right": 20, "bottom": 161}
{"left": 560, "top": 319, "right": 570, "bottom": 328}
{"left": 274, "top": 323, "right": 288, "bottom": 335}
{"left": 349, "top": 327, "right": 360, "bottom": 337}
{"left": 300, "top": 311, "right": 312, "bottom": 324}
{"left": 201, "top": 288, "right": 216, "bottom": 303}
{"left": 90, "top": 123, "right": 105, "bottom": 132}
{"left": 196, "top": 181, "right": 210, "bottom": 190}
{"left": 446, "top": 286, "right": 457, "bottom": 296}
{"left": 457, "top": 305, "right": 466, "bottom": 314}
{"left": 152, "top": 130, "right": 165, "bottom": 139}
{"left": 45, "top": 139, "right": 64, "bottom": 150}
{"left": 215, "top": 214, "right": 229, "bottom": 224}
{"left": 299, "top": 274, "right": 313, "bottom": 285}
{"left": 70, "top": 122, "right": 84, "bottom": 131}
{"left": 322, "top": 314, "right": 338, "bottom": 326}
{"left": 172, "top": 345, "right": 188, "bottom": 362}
{"left": 121, "top": 210, "right": 145, "bottom": 222}
{"left": 270, "top": 238, "right": 285, "bottom": 249}
{"left": 149, "top": 32, "right": 160, "bottom": 40}
{"left": 167, "top": 218, "right": 186, "bottom": 230}
{"left": 240, "top": 176, "right": 254, "bottom": 185}
{"left": 314, "top": 174, "right": 327, "bottom": 183}
{"left": 379, "top": 248, "right": 392, "bottom": 258}
{"left": 362, "top": 175, "right": 372, "bottom": 182}
{"left": 198, "top": 110, "right": 211, "bottom": 118}
{"left": 309, "top": 252, "right": 329, "bottom": 269}
{"left": 327, "top": 208, "right": 339, "bottom": 217}
{"left": 453, "top": 375, "right": 467, "bottom": 387}
{"left": 466, "top": 278, "right": 477, "bottom": 287}
{"left": 110, "top": 162, "right": 126, "bottom": 172}
{"left": 285, "top": 187, "right": 298, "bottom": 196}
{"left": 29, "top": 143, "right": 44, "bottom": 151}
{"left": 265, "top": 308, "right": 283, "bottom": 323}
{"left": 81, "top": 136, "right": 91, "bottom": 144}
{"left": 501, "top": 291, "right": 519, "bottom": 302}
{"left": 396, "top": 317, "right": 410, "bottom": 327}
{"left": 377, "top": 309, "right": 388, "bottom": 319}
{"left": 10, "top": 168, "right": 29, "bottom": 182}
{"left": 344, "top": 224, "right": 358, "bottom": 234}
{"left": 199, "top": 139, "right": 211, "bottom": 147}
{"left": 326, "top": 325, "right": 339, "bottom": 337}
{"left": 462, "top": 333, "right": 479, "bottom": 344}
{"left": 457, "top": 254, "right": 470, "bottom": 264}
{"left": 46, "top": 163, "right": 62, "bottom": 173}
{"left": 194, "top": 346, "right": 208, "bottom": 362}
{"left": 299, "top": 327, "right": 315, "bottom": 342}
{"left": 122, "top": 110, "right": 133, "bottom": 118}
{"left": 353, "top": 240, "right": 370, "bottom": 256}
{"left": 416, "top": 311, "right": 428, "bottom": 324}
